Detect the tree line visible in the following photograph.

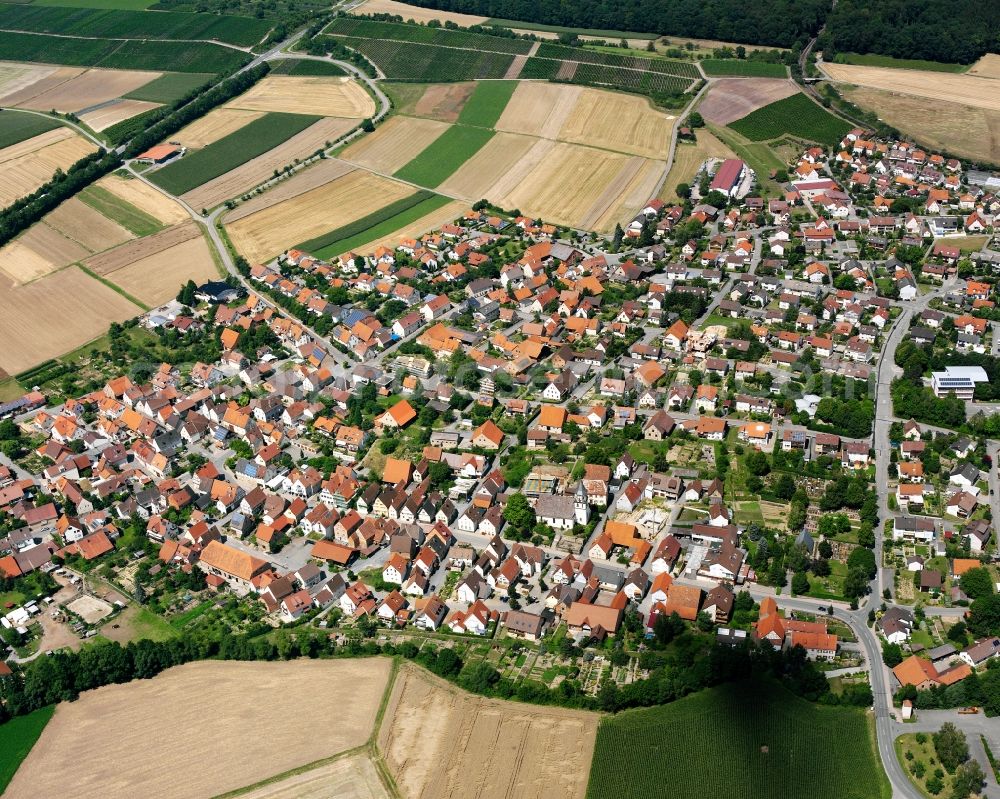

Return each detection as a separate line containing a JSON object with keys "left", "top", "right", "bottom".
{"left": 821, "top": 0, "right": 998, "bottom": 64}
{"left": 0, "top": 618, "right": 863, "bottom": 724}
{"left": 397, "top": 0, "right": 827, "bottom": 48}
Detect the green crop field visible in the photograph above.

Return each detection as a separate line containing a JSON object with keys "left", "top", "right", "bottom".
{"left": 20, "top": 0, "right": 156, "bottom": 9}
{"left": 728, "top": 92, "right": 852, "bottom": 146}
{"left": 148, "top": 112, "right": 319, "bottom": 195}
{"left": 394, "top": 124, "right": 494, "bottom": 187}
{"left": 0, "top": 5, "right": 272, "bottom": 47}
{"left": 834, "top": 53, "right": 967, "bottom": 72}
{"left": 269, "top": 59, "right": 347, "bottom": 76}
{"left": 79, "top": 184, "right": 164, "bottom": 236}
{"left": 0, "top": 110, "right": 64, "bottom": 149}
{"left": 536, "top": 41, "right": 700, "bottom": 78}
{"left": 0, "top": 705, "right": 55, "bottom": 793}
{"left": 123, "top": 72, "right": 212, "bottom": 103}
{"left": 456, "top": 80, "right": 516, "bottom": 127}
{"left": 485, "top": 17, "right": 658, "bottom": 39}
{"left": 326, "top": 36, "right": 514, "bottom": 81}
{"left": 564, "top": 61, "right": 694, "bottom": 99}
{"left": 306, "top": 192, "right": 451, "bottom": 259}
{"left": 324, "top": 16, "right": 533, "bottom": 55}
{"left": 0, "top": 32, "right": 250, "bottom": 73}
{"left": 518, "top": 56, "right": 561, "bottom": 79}
{"left": 701, "top": 58, "right": 788, "bottom": 77}
{"left": 586, "top": 679, "right": 889, "bottom": 799}
{"left": 103, "top": 106, "right": 165, "bottom": 144}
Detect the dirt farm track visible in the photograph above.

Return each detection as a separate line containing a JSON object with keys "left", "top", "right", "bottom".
{"left": 5, "top": 659, "right": 391, "bottom": 799}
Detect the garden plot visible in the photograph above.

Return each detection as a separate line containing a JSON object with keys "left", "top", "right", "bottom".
{"left": 12, "top": 68, "right": 161, "bottom": 113}
{"left": 180, "top": 116, "right": 358, "bottom": 211}
{"left": 378, "top": 664, "right": 597, "bottom": 799}
{"left": 0, "top": 266, "right": 140, "bottom": 375}
{"left": 225, "top": 75, "right": 376, "bottom": 118}
{"left": 0, "top": 128, "right": 97, "bottom": 207}
{"left": 5, "top": 659, "right": 392, "bottom": 799}
{"left": 226, "top": 170, "right": 417, "bottom": 262}
{"left": 698, "top": 78, "right": 798, "bottom": 125}
{"left": 340, "top": 115, "right": 449, "bottom": 174}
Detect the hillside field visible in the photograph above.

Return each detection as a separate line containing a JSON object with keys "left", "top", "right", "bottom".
{"left": 585, "top": 679, "right": 889, "bottom": 799}
{"left": 728, "top": 92, "right": 852, "bottom": 146}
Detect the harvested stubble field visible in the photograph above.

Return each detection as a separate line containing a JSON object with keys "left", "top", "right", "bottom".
{"left": 173, "top": 106, "right": 265, "bottom": 149}
{"left": 340, "top": 115, "right": 449, "bottom": 174}
{"left": 379, "top": 664, "right": 597, "bottom": 799}
{"left": 698, "top": 77, "right": 798, "bottom": 125}
{"left": 0, "top": 223, "right": 89, "bottom": 283}
{"left": 0, "top": 65, "right": 82, "bottom": 107}
{"left": 590, "top": 157, "right": 664, "bottom": 231}
{"left": 236, "top": 753, "right": 389, "bottom": 799}
{"left": 95, "top": 173, "right": 189, "bottom": 225}
{"left": 106, "top": 233, "right": 217, "bottom": 306}
{"left": 0, "top": 266, "right": 140, "bottom": 375}
{"left": 12, "top": 67, "right": 160, "bottom": 113}
{"left": 0, "top": 61, "right": 60, "bottom": 104}
{"left": 352, "top": 0, "right": 488, "bottom": 25}
{"left": 6, "top": 659, "right": 393, "bottom": 799}
{"left": 969, "top": 53, "right": 1000, "bottom": 79}
{"left": 79, "top": 99, "right": 161, "bottom": 132}
{"left": 225, "top": 75, "right": 376, "bottom": 118}
{"left": 83, "top": 220, "right": 201, "bottom": 276}
{"left": 437, "top": 131, "right": 538, "bottom": 198}
{"left": 45, "top": 196, "right": 135, "bottom": 253}
{"left": 222, "top": 158, "right": 356, "bottom": 223}
{"left": 181, "top": 117, "right": 359, "bottom": 211}
{"left": 557, "top": 86, "right": 671, "bottom": 158}
{"left": 0, "top": 128, "right": 97, "bottom": 207}
{"left": 842, "top": 85, "right": 1000, "bottom": 164}
{"left": 821, "top": 62, "right": 1000, "bottom": 112}
{"left": 491, "top": 141, "right": 660, "bottom": 231}
{"left": 495, "top": 81, "right": 583, "bottom": 140}
{"left": 226, "top": 170, "right": 416, "bottom": 262}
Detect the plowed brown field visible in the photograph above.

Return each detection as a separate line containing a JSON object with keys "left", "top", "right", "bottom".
{"left": 378, "top": 664, "right": 597, "bottom": 799}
